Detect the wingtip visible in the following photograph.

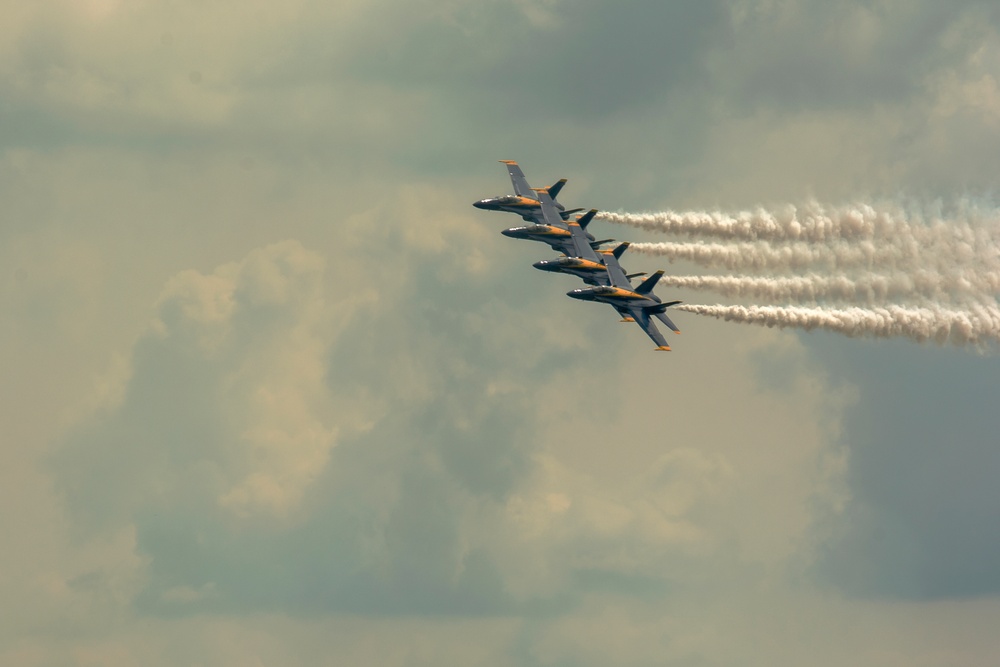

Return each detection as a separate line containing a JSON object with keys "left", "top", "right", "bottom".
{"left": 674, "top": 330, "right": 681, "bottom": 335}
{"left": 655, "top": 345, "right": 672, "bottom": 352}
{"left": 498, "top": 159, "right": 518, "bottom": 165}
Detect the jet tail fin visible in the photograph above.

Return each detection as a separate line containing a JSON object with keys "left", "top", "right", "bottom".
{"left": 612, "top": 242, "right": 630, "bottom": 259}
{"left": 575, "top": 209, "right": 598, "bottom": 230}
{"left": 634, "top": 270, "right": 665, "bottom": 295}
{"left": 547, "top": 178, "right": 568, "bottom": 201}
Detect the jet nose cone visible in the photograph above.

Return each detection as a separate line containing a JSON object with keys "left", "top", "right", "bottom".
{"left": 472, "top": 200, "right": 487, "bottom": 209}
{"left": 566, "top": 289, "right": 587, "bottom": 300}
{"left": 500, "top": 228, "right": 517, "bottom": 238}
{"left": 533, "top": 260, "right": 554, "bottom": 271}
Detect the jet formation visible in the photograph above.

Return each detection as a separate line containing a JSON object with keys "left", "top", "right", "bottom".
{"left": 474, "top": 161, "right": 682, "bottom": 351}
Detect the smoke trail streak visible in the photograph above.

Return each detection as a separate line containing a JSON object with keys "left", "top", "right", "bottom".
{"left": 630, "top": 240, "right": 888, "bottom": 271}
{"left": 675, "top": 303, "right": 1000, "bottom": 346}
{"left": 660, "top": 272, "right": 1000, "bottom": 304}
{"left": 602, "top": 201, "right": 1000, "bottom": 348}
{"left": 598, "top": 201, "right": 1000, "bottom": 245}
{"left": 630, "top": 239, "right": 1000, "bottom": 274}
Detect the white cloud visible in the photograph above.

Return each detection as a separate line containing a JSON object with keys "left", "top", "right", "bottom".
{"left": 4, "top": 1, "right": 1000, "bottom": 665}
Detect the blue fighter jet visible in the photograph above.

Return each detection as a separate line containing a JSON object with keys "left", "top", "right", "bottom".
{"left": 473, "top": 160, "right": 582, "bottom": 224}
{"left": 567, "top": 254, "right": 682, "bottom": 351}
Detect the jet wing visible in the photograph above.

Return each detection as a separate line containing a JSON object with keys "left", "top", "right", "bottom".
{"left": 567, "top": 223, "right": 601, "bottom": 262}
{"left": 536, "top": 191, "right": 570, "bottom": 230}
{"left": 544, "top": 237, "right": 578, "bottom": 256}
{"left": 634, "top": 308, "right": 671, "bottom": 350}
{"left": 520, "top": 209, "right": 547, "bottom": 225}
{"left": 601, "top": 251, "right": 632, "bottom": 288}
{"left": 538, "top": 192, "right": 599, "bottom": 260}
{"left": 499, "top": 160, "right": 535, "bottom": 198}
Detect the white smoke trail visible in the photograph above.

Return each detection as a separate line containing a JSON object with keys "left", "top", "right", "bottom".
{"left": 660, "top": 272, "right": 1000, "bottom": 304}
{"left": 630, "top": 239, "right": 1000, "bottom": 275}
{"left": 630, "top": 240, "right": 889, "bottom": 271}
{"left": 675, "top": 303, "right": 1000, "bottom": 346}
{"left": 604, "top": 201, "right": 1000, "bottom": 347}
{"left": 598, "top": 200, "right": 1000, "bottom": 245}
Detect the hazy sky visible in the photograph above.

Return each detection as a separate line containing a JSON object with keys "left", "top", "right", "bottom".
{"left": 4, "top": 1, "right": 1000, "bottom": 665}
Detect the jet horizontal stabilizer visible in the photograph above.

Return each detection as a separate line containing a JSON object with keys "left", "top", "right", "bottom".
{"left": 589, "top": 238, "right": 615, "bottom": 249}
{"left": 626, "top": 272, "right": 646, "bottom": 280}
{"left": 656, "top": 311, "right": 681, "bottom": 334}
{"left": 648, "top": 300, "right": 682, "bottom": 311}
{"left": 643, "top": 300, "right": 681, "bottom": 333}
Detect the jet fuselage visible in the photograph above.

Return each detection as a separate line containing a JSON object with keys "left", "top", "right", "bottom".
{"left": 567, "top": 285, "right": 660, "bottom": 308}
{"left": 472, "top": 195, "right": 548, "bottom": 221}
{"left": 501, "top": 224, "right": 572, "bottom": 242}
{"left": 532, "top": 256, "right": 608, "bottom": 285}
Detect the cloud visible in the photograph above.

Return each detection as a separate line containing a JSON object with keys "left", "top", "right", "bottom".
{"left": 44, "top": 220, "right": 852, "bottom": 635}
{"left": 6, "top": 1, "right": 1000, "bottom": 664}
{"left": 812, "top": 338, "right": 1000, "bottom": 600}
{"left": 50, "top": 225, "right": 583, "bottom": 617}
{"left": 346, "top": 1, "right": 728, "bottom": 118}
{"left": 56, "top": 240, "right": 344, "bottom": 530}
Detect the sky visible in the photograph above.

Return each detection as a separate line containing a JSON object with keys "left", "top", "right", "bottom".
{"left": 3, "top": 1, "right": 1000, "bottom": 665}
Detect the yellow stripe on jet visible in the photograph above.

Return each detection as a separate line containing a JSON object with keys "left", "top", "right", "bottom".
{"left": 607, "top": 288, "right": 644, "bottom": 299}
{"left": 532, "top": 228, "right": 571, "bottom": 237}
{"left": 580, "top": 262, "right": 604, "bottom": 271}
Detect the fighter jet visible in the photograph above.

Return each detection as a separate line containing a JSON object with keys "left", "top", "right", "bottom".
{"left": 473, "top": 160, "right": 583, "bottom": 224}
{"left": 529, "top": 196, "right": 637, "bottom": 286}
{"left": 536, "top": 241, "right": 654, "bottom": 325}
{"left": 530, "top": 195, "right": 655, "bottom": 325}
{"left": 566, "top": 251, "right": 682, "bottom": 352}
{"left": 533, "top": 239, "right": 630, "bottom": 285}
{"left": 500, "top": 207, "right": 614, "bottom": 257}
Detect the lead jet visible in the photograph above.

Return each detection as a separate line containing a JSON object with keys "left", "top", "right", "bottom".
{"left": 473, "top": 160, "right": 583, "bottom": 224}
{"left": 566, "top": 250, "right": 682, "bottom": 352}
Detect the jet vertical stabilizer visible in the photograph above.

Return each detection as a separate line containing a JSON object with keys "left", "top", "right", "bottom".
{"left": 611, "top": 242, "right": 630, "bottom": 259}
{"left": 634, "top": 270, "right": 665, "bottom": 295}
{"left": 575, "top": 209, "right": 598, "bottom": 230}
{"left": 547, "top": 179, "right": 568, "bottom": 201}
